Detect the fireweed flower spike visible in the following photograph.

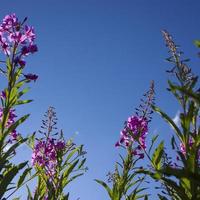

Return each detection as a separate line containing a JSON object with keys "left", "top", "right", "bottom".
{"left": 31, "top": 107, "right": 87, "bottom": 199}
{"left": 0, "top": 14, "right": 39, "bottom": 200}
{"left": 116, "top": 81, "right": 155, "bottom": 159}
{"left": 0, "top": 13, "right": 38, "bottom": 68}
{"left": 96, "top": 84, "right": 154, "bottom": 199}
{"left": 32, "top": 107, "right": 65, "bottom": 179}
{"left": 162, "top": 30, "right": 198, "bottom": 161}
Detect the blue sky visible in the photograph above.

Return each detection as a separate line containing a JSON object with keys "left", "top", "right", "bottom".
{"left": 1, "top": 0, "right": 200, "bottom": 199}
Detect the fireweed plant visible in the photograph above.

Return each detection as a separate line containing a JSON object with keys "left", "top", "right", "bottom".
{"left": 0, "top": 13, "right": 199, "bottom": 200}
{"left": 27, "top": 107, "right": 87, "bottom": 200}
{"left": 136, "top": 31, "right": 200, "bottom": 200}
{"left": 95, "top": 82, "right": 155, "bottom": 200}
{"left": 0, "top": 13, "right": 38, "bottom": 199}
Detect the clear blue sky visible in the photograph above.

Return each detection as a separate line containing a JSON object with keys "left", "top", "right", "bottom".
{"left": 1, "top": 1, "right": 200, "bottom": 199}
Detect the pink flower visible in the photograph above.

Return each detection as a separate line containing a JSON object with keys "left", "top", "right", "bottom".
{"left": 32, "top": 138, "right": 65, "bottom": 178}
{"left": 8, "top": 31, "right": 27, "bottom": 44}
{"left": 0, "top": 13, "right": 38, "bottom": 58}
{"left": 116, "top": 115, "right": 148, "bottom": 159}
{"left": 1, "top": 13, "right": 18, "bottom": 30}
{"left": 24, "top": 25, "right": 35, "bottom": 42}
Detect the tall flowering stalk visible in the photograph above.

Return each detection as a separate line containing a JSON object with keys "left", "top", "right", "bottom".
{"left": 27, "top": 107, "right": 87, "bottom": 200}
{"left": 139, "top": 31, "right": 200, "bottom": 200}
{"left": 0, "top": 14, "right": 38, "bottom": 199}
{"left": 96, "top": 82, "right": 155, "bottom": 200}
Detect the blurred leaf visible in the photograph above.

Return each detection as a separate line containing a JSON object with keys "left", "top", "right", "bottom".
{"left": 17, "top": 167, "right": 32, "bottom": 188}
{"left": 0, "top": 161, "right": 28, "bottom": 199}
{"left": 152, "top": 141, "right": 164, "bottom": 170}
{"left": 16, "top": 99, "right": 33, "bottom": 106}
{"left": 95, "top": 179, "right": 112, "bottom": 198}
{"left": 152, "top": 105, "right": 182, "bottom": 141}
{"left": 194, "top": 40, "right": 200, "bottom": 48}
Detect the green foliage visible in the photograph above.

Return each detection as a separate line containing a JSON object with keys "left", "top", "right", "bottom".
{"left": 138, "top": 31, "right": 200, "bottom": 199}
{"left": 96, "top": 147, "right": 148, "bottom": 200}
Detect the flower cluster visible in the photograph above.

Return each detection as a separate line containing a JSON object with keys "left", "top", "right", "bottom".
{"left": 0, "top": 106, "right": 18, "bottom": 141}
{"left": 0, "top": 13, "right": 37, "bottom": 57}
{"left": 116, "top": 116, "right": 148, "bottom": 158}
{"left": 0, "top": 13, "right": 38, "bottom": 82}
{"left": 115, "top": 82, "right": 154, "bottom": 159}
{"left": 32, "top": 138, "right": 65, "bottom": 177}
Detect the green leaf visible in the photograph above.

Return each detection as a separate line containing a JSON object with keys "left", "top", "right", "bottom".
{"left": 0, "top": 138, "right": 27, "bottom": 171}
{"left": 63, "top": 159, "right": 79, "bottom": 180}
{"left": 78, "top": 158, "right": 86, "bottom": 169}
{"left": 0, "top": 161, "right": 28, "bottom": 199}
{"left": 95, "top": 179, "right": 112, "bottom": 198}
{"left": 16, "top": 99, "right": 33, "bottom": 106}
{"left": 18, "top": 88, "right": 30, "bottom": 98}
{"left": 194, "top": 40, "right": 200, "bottom": 48}
{"left": 148, "top": 134, "right": 159, "bottom": 154}
{"left": 4, "top": 114, "right": 30, "bottom": 139}
{"left": 17, "top": 167, "right": 32, "bottom": 188}
{"left": 26, "top": 185, "right": 33, "bottom": 200}
{"left": 152, "top": 105, "right": 182, "bottom": 141}
{"left": 152, "top": 141, "right": 164, "bottom": 170}
{"left": 63, "top": 173, "right": 84, "bottom": 187}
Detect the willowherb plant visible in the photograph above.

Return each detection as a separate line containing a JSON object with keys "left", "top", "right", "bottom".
{"left": 0, "top": 13, "right": 38, "bottom": 199}
{"left": 138, "top": 31, "right": 200, "bottom": 200}
{"left": 96, "top": 82, "right": 155, "bottom": 200}
{"left": 27, "top": 107, "right": 87, "bottom": 200}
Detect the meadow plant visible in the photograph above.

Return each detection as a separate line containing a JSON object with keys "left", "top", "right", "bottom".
{"left": 0, "top": 13, "right": 199, "bottom": 200}
{"left": 27, "top": 107, "right": 87, "bottom": 200}
{"left": 0, "top": 13, "right": 38, "bottom": 200}
{"left": 136, "top": 31, "right": 200, "bottom": 200}
{"left": 95, "top": 82, "right": 155, "bottom": 200}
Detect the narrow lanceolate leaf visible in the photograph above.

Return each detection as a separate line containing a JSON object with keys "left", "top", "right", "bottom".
{"left": 4, "top": 114, "right": 30, "bottom": 139}
{"left": 78, "top": 158, "right": 86, "bottom": 169}
{"left": 16, "top": 99, "right": 33, "bottom": 106}
{"left": 152, "top": 105, "right": 182, "bottom": 141}
{"left": 18, "top": 87, "right": 30, "bottom": 98}
{"left": 26, "top": 185, "right": 33, "bottom": 200}
{"left": 152, "top": 141, "right": 164, "bottom": 170}
{"left": 0, "top": 138, "right": 27, "bottom": 171}
{"left": 17, "top": 167, "right": 32, "bottom": 188}
{"left": 63, "top": 159, "right": 79, "bottom": 180}
{"left": 0, "top": 161, "right": 28, "bottom": 198}
{"left": 148, "top": 134, "right": 159, "bottom": 154}
{"left": 95, "top": 179, "right": 112, "bottom": 198}
{"left": 64, "top": 147, "right": 79, "bottom": 166}
{"left": 63, "top": 173, "right": 84, "bottom": 187}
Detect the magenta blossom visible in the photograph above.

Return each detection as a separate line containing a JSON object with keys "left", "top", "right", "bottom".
{"left": 115, "top": 115, "right": 148, "bottom": 159}
{"left": 32, "top": 138, "right": 65, "bottom": 178}
{"left": 0, "top": 13, "right": 38, "bottom": 67}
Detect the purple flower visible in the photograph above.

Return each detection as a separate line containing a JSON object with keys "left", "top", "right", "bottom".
{"left": 0, "top": 91, "right": 6, "bottom": 99}
{"left": 24, "top": 73, "right": 38, "bottom": 82}
{"left": 0, "top": 13, "right": 38, "bottom": 59}
{"left": 1, "top": 14, "right": 18, "bottom": 30}
{"left": 116, "top": 115, "right": 148, "bottom": 159}
{"left": 28, "top": 44, "right": 38, "bottom": 53}
{"left": 24, "top": 25, "right": 35, "bottom": 42}
{"left": 32, "top": 138, "right": 66, "bottom": 178}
